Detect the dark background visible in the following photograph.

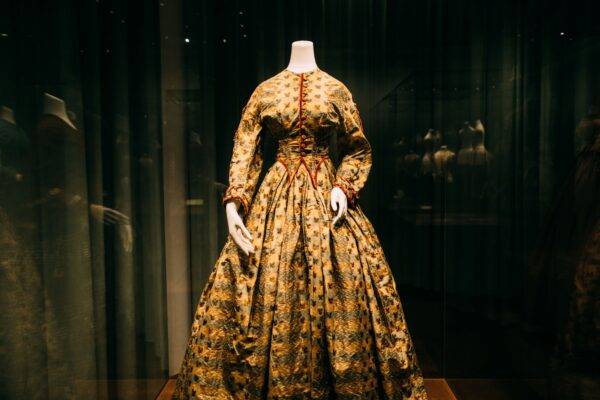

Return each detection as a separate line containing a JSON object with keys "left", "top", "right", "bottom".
{"left": 1, "top": 0, "right": 598, "bottom": 399}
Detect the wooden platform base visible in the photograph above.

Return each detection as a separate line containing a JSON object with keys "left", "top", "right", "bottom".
{"left": 156, "top": 378, "right": 457, "bottom": 400}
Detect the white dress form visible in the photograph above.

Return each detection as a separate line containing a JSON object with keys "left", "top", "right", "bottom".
{"left": 41, "top": 93, "right": 77, "bottom": 130}
{"left": 286, "top": 40, "right": 318, "bottom": 73}
{"left": 0, "top": 106, "right": 16, "bottom": 125}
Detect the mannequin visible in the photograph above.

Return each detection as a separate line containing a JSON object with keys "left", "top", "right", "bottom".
{"left": 472, "top": 119, "right": 492, "bottom": 165}
{"left": 42, "top": 92, "right": 77, "bottom": 130}
{"left": 225, "top": 40, "right": 347, "bottom": 255}
{"left": 38, "top": 93, "right": 133, "bottom": 250}
{"left": 0, "top": 105, "right": 44, "bottom": 400}
{"left": 0, "top": 106, "right": 27, "bottom": 184}
{"left": 286, "top": 40, "right": 318, "bottom": 73}
{"left": 421, "top": 129, "right": 435, "bottom": 176}
{"left": 433, "top": 145, "right": 456, "bottom": 183}
{"left": 457, "top": 121, "right": 475, "bottom": 166}
{"left": 470, "top": 119, "right": 493, "bottom": 211}
{"left": 0, "top": 105, "right": 16, "bottom": 125}
{"left": 433, "top": 129, "right": 442, "bottom": 151}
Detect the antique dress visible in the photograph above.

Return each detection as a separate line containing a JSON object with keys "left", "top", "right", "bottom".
{"left": 172, "top": 67, "right": 428, "bottom": 399}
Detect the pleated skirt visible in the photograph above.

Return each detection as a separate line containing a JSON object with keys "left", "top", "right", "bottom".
{"left": 172, "top": 156, "right": 428, "bottom": 399}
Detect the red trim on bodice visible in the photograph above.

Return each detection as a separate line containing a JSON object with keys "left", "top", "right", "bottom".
{"left": 275, "top": 72, "right": 329, "bottom": 190}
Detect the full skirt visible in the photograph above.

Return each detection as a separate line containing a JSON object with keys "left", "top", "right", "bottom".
{"left": 172, "top": 157, "right": 428, "bottom": 399}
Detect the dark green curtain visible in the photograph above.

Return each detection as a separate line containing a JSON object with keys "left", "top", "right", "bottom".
{"left": 0, "top": 1, "right": 169, "bottom": 399}
{"left": 367, "top": 0, "right": 600, "bottom": 384}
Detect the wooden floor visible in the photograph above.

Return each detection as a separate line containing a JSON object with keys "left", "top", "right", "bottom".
{"left": 156, "top": 378, "right": 457, "bottom": 400}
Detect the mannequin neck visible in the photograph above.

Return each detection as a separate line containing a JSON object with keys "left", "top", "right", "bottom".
{"left": 0, "top": 106, "right": 16, "bottom": 125}
{"left": 42, "top": 92, "right": 77, "bottom": 130}
{"left": 286, "top": 40, "right": 318, "bottom": 73}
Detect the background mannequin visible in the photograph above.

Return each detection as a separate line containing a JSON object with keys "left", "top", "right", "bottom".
{"left": 0, "top": 103, "right": 44, "bottom": 400}
{"left": 40, "top": 93, "right": 133, "bottom": 249}
{"left": 225, "top": 40, "right": 348, "bottom": 255}
{"left": 472, "top": 118, "right": 492, "bottom": 165}
{"left": 433, "top": 145, "right": 456, "bottom": 183}
{"left": 457, "top": 121, "right": 475, "bottom": 166}
{"left": 421, "top": 129, "right": 435, "bottom": 176}
{"left": 42, "top": 92, "right": 77, "bottom": 130}
{"left": 0, "top": 106, "right": 24, "bottom": 182}
{"left": 0, "top": 106, "right": 16, "bottom": 125}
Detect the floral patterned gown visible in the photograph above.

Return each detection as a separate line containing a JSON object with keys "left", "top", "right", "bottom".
{"left": 172, "top": 67, "right": 428, "bottom": 399}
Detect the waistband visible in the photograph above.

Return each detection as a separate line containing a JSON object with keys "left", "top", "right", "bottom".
{"left": 275, "top": 147, "right": 329, "bottom": 159}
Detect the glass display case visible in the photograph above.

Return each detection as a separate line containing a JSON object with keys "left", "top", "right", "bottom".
{"left": 0, "top": 1, "right": 597, "bottom": 399}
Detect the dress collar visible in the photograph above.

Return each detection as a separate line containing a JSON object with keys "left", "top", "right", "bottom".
{"left": 283, "top": 66, "right": 320, "bottom": 77}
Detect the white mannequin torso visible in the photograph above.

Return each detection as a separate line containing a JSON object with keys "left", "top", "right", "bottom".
{"left": 286, "top": 40, "right": 318, "bottom": 73}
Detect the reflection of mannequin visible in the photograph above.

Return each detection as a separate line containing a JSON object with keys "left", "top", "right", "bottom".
{"left": 404, "top": 150, "right": 421, "bottom": 178}
{"left": 433, "top": 129, "right": 442, "bottom": 151}
{"left": 419, "top": 129, "right": 436, "bottom": 206}
{"left": 0, "top": 105, "right": 32, "bottom": 231}
{"left": 42, "top": 92, "right": 77, "bottom": 129}
{"left": 40, "top": 95, "right": 132, "bottom": 246}
{"left": 34, "top": 93, "right": 97, "bottom": 396}
{"left": 0, "top": 106, "right": 29, "bottom": 188}
{"left": 472, "top": 119, "right": 492, "bottom": 165}
{"left": 471, "top": 119, "right": 493, "bottom": 211}
{"left": 0, "top": 106, "right": 46, "bottom": 399}
{"left": 433, "top": 145, "right": 456, "bottom": 183}
{"left": 0, "top": 207, "right": 47, "bottom": 399}
{"left": 421, "top": 129, "right": 435, "bottom": 176}
{"left": 0, "top": 105, "right": 16, "bottom": 125}
{"left": 456, "top": 122, "right": 475, "bottom": 211}
{"left": 457, "top": 121, "right": 475, "bottom": 166}
{"left": 0, "top": 103, "right": 30, "bottom": 227}
{"left": 432, "top": 145, "right": 456, "bottom": 211}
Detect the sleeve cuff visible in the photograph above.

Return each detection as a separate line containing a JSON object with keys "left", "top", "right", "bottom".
{"left": 222, "top": 186, "right": 250, "bottom": 214}
{"left": 332, "top": 180, "right": 359, "bottom": 207}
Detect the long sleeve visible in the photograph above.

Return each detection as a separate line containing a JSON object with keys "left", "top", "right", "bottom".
{"left": 332, "top": 84, "right": 373, "bottom": 207}
{"left": 221, "top": 84, "right": 264, "bottom": 214}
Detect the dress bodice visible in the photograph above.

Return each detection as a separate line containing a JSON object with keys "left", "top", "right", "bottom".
{"left": 258, "top": 68, "right": 347, "bottom": 154}
{"left": 222, "top": 68, "right": 372, "bottom": 213}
